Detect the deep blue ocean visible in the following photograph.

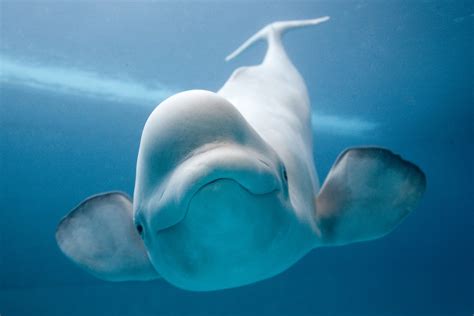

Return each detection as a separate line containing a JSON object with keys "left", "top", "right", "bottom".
{"left": 1, "top": 1, "right": 472, "bottom": 315}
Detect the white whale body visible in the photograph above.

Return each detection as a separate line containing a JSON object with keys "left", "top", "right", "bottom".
{"left": 56, "top": 17, "right": 426, "bottom": 291}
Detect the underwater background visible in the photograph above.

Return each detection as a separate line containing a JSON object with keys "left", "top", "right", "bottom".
{"left": 1, "top": 1, "right": 472, "bottom": 315}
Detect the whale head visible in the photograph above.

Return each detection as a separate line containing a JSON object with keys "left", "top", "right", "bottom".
{"left": 132, "top": 90, "right": 293, "bottom": 290}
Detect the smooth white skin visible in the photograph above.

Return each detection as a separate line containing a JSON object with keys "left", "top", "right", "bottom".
{"left": 133, "top": 90, "right": 311, "bottom": 290}
{"left": 133, "top": 19, "right": 330, "bottom": 290}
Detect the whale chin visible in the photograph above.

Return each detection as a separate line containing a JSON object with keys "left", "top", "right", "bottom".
{"left": 148, "top": 178, "right": 292, "bottom": 291}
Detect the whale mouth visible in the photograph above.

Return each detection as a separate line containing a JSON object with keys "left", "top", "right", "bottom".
{"left": 186, "top": 176, "right": 280, "bottom": 223}
{"left": 188, "top": 176, "right": 279, "bottom": 210}
{"left": 149, "top": 144, "right": 281, "bottom": 232}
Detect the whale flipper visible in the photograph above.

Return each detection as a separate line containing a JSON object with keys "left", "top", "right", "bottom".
{"left": 56, "top": 192, "right": 160, "bottom": 281}
{"left": 315, "top": 147, "right": 426, "bottom": 246}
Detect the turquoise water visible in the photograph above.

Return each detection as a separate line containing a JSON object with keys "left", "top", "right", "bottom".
{"left": 1, "top": 1, "right": 472, "bottom": 315}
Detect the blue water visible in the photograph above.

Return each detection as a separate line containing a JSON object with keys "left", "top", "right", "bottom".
{"left": 1, "top": 1, "right": 472, "bottom": 315}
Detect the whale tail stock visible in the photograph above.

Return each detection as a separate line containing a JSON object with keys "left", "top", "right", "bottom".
{"left": 225, "top": 17, "right": 330, "bottom": 62}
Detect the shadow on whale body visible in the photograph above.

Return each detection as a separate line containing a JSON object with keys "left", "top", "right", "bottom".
{"left": 56, "top": 17, "right": 426, "bottom": 291}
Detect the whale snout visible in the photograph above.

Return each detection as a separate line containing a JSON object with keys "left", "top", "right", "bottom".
{"left": 148, "top": 144, "right": 283, "bottom": 232}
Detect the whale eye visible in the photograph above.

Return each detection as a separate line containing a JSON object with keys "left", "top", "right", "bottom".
{"left": 283, "top": 168, "right": 288, "bottom": 182}
{"left": 136, "top": 224, "right": 143, "bottom": 235}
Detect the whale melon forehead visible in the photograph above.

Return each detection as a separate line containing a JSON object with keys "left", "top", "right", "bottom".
{"left": 134, "top": 90, "right": 279, "bottom": 193}
{"left": 144, "top": 90, "right": 249, "bottom": 149}
{"left": 137, "top": 90, "right": 253, "bottom": 177}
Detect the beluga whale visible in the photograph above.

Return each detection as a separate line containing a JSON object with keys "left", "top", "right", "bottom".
{"left": 56, "top": 17, "right": 426, "bottom": 291}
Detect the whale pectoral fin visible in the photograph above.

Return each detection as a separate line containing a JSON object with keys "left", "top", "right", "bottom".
{"left": 315, "top": 147, "right": 426, "bottom": 246}
{"left": 56, "top": 192, "right": 160, "bottom": 281}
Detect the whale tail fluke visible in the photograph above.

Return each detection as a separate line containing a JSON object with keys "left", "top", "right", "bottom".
{"left": 225, "top": 17, "right": 330, "bottom": 62}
